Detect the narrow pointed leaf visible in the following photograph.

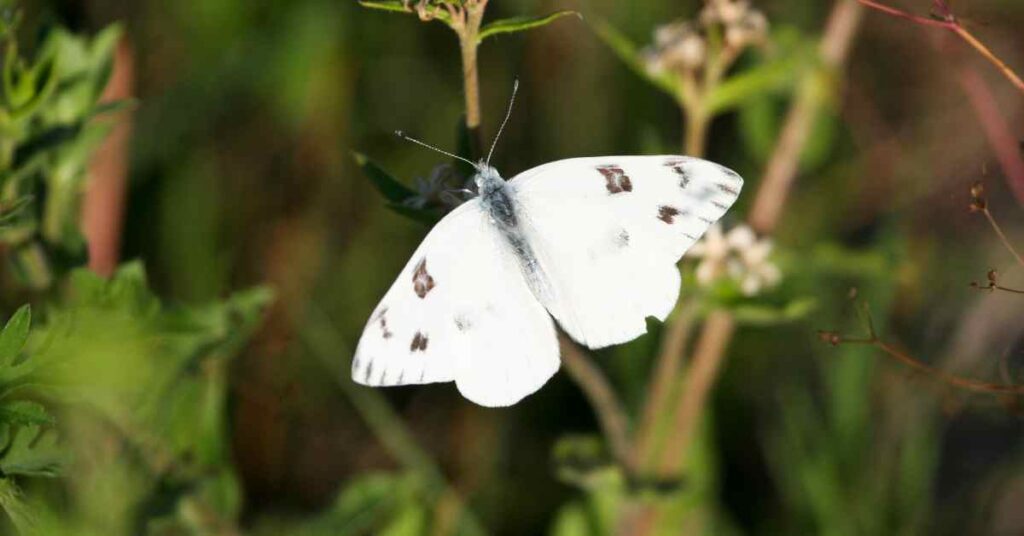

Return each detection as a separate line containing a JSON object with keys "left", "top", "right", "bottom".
{"left": 354, "top": 152, "right": 417, "bottom": 204}
{"left": 357, "top": 1, "right": 412, "bottom": 15}
{"left": 707, "top": 51, "right": 813, "bottom": 115}
{"left": 358, "top": 1, "right": 453, "bottom": 26}
{"left": 0, "top": 305, "right": 30, "bottom": 368}
{"left": 590, "top": 19, "right": 679, "bottom": 97}
{"left": 478, "top": 11, "right": 581, "bottom": 43}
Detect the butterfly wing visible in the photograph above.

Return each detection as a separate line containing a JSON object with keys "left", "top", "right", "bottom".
{"left": 510, "top": 155, "right": 743, "bottom": 349}
{"left": 352, "top": 201, "right": 560, "bottom": 407}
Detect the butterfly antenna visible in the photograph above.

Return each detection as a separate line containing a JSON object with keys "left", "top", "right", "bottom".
{"left": 486, "top": 78, "right": 519, "bottom": 167}
{"left": 394, "top": 130, "right": 477, "bottom": 168}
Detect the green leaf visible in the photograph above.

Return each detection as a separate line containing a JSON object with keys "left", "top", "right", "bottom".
{"left": 358, "top": 1, "right": 412, "bottom": 15}
{"left": 353, "top": 152, "right": 417, "bottom": 204}
{"left": 730, "top": 297, "right": 817, "bottom": 326}
{"left": 291, "top": 472, "right": 424, "bottom": 535}
{"left": 0, "top": 424, "right": 65, "bottom": 478}
{"left": 708, "top": 27, "right": 817, "bottom": 115}
{"left": 590, "top": 19, "right": 679, "bottom": 97}
{"left": 551, "top": 434, "right": 613, "bottom": 487}
{"left": 707, "top": 54, "right": 811, "bottom": 115}
{"left": 0, "top": 401, "right": 52, "bottom": 427}
{"left": 0, "top": 305, "right": 29, "bottom": 368}
{"left": 0, "top": 478, "right": 38, "bottom": 535}
{"left": 478, "top": 11, "right": 581, "bottom": 43}
{"left": 358, "top": 1, "right": 453, "bottom": 26}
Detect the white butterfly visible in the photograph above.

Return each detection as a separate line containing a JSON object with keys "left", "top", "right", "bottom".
{"left": 352, "top": 87, "right": 743, "bottom": 407}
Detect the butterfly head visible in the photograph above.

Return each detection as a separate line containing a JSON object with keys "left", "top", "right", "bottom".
{"left": 473, "top": 163, "right": 504, "bottom": 195}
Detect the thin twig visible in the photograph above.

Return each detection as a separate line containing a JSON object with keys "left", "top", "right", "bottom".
{"left": 856, "top": 0, "right": 1024, "bottom": 94}
{"left": 856, "top": 0, "right": 950, "bottom": 27}
{"left": 980, "top": 283, "right": 1024, "bottom": 295}
{"left": 559, "top": 332, "right": 636, "bottom": 476}
{"left": 821, "top": 305, "right": 1024, "bottom": 396}
{"left": 981, "top": 208, "right": 1024, "bottom": 268}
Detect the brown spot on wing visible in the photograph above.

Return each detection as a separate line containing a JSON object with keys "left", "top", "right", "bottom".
{"left": 658, "top": 205, "right": 682, "bottom": 224}
{"left": 664, "top": 159, "right": 691, "bottom": 188}
{"left": 374, "top": 307, "right": 393, "bottom": 339}
{"left": 717, "top": 183, "right": 739, "bottom": 196}
{"left": 412, "top": 258, "right": 435, "bottom": 299}
{"left": 411, "top": 332, "right": 429, "bottom": 352}
{"left": 716, "top": 164, "right": 741, "bottom": 181}
{"left": 597, "top": 165, "right": 633, "bottom": 194}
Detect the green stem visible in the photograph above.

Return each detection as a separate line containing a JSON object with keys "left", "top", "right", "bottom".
{"left": 457, "top": 1, "right": 488, "bottom": 159}
{"left": 0, "top": 478, "right": 37, "bottom": 535}
{"left": 301, "top": 308, "right": 487, "bottom": 536}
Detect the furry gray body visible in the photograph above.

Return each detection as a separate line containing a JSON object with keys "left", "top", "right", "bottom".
{"left": 474, "top": 165, "right": 544, "bottom": 293}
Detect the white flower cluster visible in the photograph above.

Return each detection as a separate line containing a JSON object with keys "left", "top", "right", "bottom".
{"left": 687, "top": 223, "right": 781, "bottom": 297}
{"left": 644, "top": 0, "right": 769, "bottom": 75}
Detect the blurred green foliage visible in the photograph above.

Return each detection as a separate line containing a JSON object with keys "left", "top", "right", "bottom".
{"left": 0, "top": 10, "right": 122, "bottom": 288}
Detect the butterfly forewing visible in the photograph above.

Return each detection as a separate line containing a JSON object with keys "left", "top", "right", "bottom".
{"left": 510, "top": 155, "right": 743, "bottom": 348}
{"left": 352, "top": 201, "right": 560, "bottom": 407}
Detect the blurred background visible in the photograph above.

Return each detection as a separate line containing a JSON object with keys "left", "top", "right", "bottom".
{"left": 2, "top": 0, "right": 1024, "bottom": 534}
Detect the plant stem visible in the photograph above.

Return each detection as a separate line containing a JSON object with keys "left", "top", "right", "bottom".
{"left": 634, "top": 303, "right": 695, "bottom": 468}
{"left": 856, "top": 0, "right": 1024, "bottom": 95}
{"left": 827, "top": 333, "right": 1024, "bottom": 395}
{"left": 559, "top": 333, "right": 635, "bottom": 476}
{"left": 302, "top": 309, "right": 487, "bottom": 536}
{"left": 684, "top": 109, "right": 708, "bottom": 157}
{"left": 456, "top": 0, "right": 488, "bottom": 159}
{"left": 982, "top": 208, "right": 1024, "bottom": 268}
{"left": 84, "top": 37, "right": 134, "bottom": 277}
{"left": 950, "top": 24, "right": 1024, "bottom": 94}
{"left": 627, "top": 4, "right": 866, "bottom": 531}
{"left": 749, "top": 0, "right": 864, "bottom": 234}
{"left": 658, "top": 311, "right": 735, "bottom": 474}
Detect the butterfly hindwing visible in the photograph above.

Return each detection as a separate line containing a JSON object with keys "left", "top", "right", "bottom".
{"left": 352, "top": 201, "right": 560, "bottom": 407}
{"left": 510, "top": 155, "right": 743, "bottom": 348}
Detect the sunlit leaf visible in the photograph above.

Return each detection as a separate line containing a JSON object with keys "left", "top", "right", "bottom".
{"left": 0, "top": 424, "right": 65, "bottom": 478}
{"left": 478, "top": 11, "right": 581, "bottom": 43}
{"left": 0, "top": 305, "right": 30, "bottom": 368}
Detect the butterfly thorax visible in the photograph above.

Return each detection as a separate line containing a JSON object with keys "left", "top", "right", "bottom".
{"left": 475, "top": 165, "right": 517, "bottom": 229}
{"left": 474, "top": 164, "right": 549, "bottom": 298}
